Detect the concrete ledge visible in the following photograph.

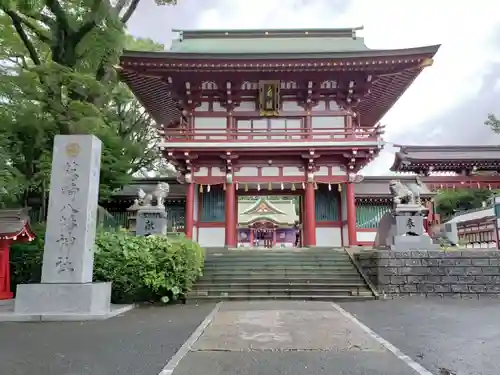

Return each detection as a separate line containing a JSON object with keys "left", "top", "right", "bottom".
{"left": 0, "top": 303, "right": 134, "bottom": 322}
{"left": 356, "top": 249, "right": 500, "bottom": 299}
{"left": 15, "top": 282, "right": 112, "bottom": 314}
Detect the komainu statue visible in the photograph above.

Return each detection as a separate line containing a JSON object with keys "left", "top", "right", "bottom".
{"left": 153, "top": 182, "right": 170, "bottom": 208}
{"left": 137, "top": 188, "right": 153, "bottom": 207}
{"left": 389, "top": 180, "right": 416, "bottom": 207}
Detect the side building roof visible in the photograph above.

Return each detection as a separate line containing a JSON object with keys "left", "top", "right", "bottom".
{"left": 446, "top": 206, "right": 495, "bottom": 225}
{"left": 390, "top": 145, "right": 500, "bottom": 173}
{"left": 355, "top": 176, "right": 434, "bottom": 200}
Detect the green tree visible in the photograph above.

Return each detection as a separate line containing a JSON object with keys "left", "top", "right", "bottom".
{"left": 485, "top": 113, "right": 500, "bottom": 133}
{"left": 435, "top": 189, "right": 493, "bottom": 220}
{"left": 0, "top": 0, "right": 177, "bottom": 207}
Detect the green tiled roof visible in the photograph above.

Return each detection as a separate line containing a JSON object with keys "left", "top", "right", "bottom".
{"left": 238, "top": 198, "right": 298, "bottom": 225}
{"left": 170, "top": 28, "right": 369, "bottom": 54}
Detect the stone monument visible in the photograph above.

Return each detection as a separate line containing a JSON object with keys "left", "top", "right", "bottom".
{"left": 8, "top": 135, "right": 133, "bottom": 321}
{"left": 374, "top": 179, "right": 438, "bottom": 250}
{"left": 135, "top": 182, "right": 169, "bottom": 236}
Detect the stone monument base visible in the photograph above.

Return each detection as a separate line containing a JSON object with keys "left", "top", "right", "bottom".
{"left": 136, "top": 207, "right": 168, "bottom": 236}
{"left": 391, "top": 233, "right": 439, "bottom": 251}
{"left": 0, "top": 282, "right": 134, "bottom": 322}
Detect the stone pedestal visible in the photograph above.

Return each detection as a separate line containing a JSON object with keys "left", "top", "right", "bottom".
{"left": 6, "top": 135, "right": 133, "bottom": 321}
{"left": 15, "top": 282, "right": 112, "bottom": 317}
{"left": 136, "top": 207, "right": 167, "bottom": 236}
{"left": 390, "top": 204, "right": 438, "bottom": 251}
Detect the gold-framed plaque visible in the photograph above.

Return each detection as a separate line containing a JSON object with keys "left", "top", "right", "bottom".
{"left": 258, "top": 80, "right": 280, "bottom": 116}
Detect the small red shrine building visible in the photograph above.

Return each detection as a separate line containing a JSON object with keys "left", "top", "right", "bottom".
{"left": 0, "top": 209, "right": 35, "bottom": 300}
{"left": 119, "top": 27, "right": 440, "bottom": 248}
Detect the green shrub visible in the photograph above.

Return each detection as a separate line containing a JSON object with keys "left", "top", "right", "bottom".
{"left": 94, "top": 231, "right": 205, "bottom": 303}
{"left": 10, "top": 226, "right": 205, "bottom": 304}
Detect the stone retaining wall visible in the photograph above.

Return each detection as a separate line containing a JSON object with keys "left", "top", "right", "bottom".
{"left": 356, "top": 250, "right": 500, "bottom": 299}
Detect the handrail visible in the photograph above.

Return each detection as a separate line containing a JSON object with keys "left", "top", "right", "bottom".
{"left": 161, "top": 127, "right": 381, "bottom": 142}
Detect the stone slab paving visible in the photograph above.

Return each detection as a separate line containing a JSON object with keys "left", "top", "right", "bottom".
{"left": 172, "top": 301, "right": 421, "bottom": 375}
{"left": 341, "top": 298, "right": 500, "bottom": 375}
{"left": 0, "top": 304, "right": 215, "bottom": 375}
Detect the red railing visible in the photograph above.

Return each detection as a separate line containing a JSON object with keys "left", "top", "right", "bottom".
{"left": 162, "top": 127, "right": 382, "bottom": 142}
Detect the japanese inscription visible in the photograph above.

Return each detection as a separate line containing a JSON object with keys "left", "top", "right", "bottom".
{"left": 259, "top": 80, "right": 280, "bottom": 116}
{"left": 136, "top": 209, "right": 167, "bottom": 236}
{"left": 144, "top": 219, "right": 155, "bottom": 232}
{"left": 406, "top": 218, "right": 415, "bottom": 230}
{"left": 56, "top": 155, "right": 82, "bottom": 273}
{"left": 140, "top": 211, "right": 162, "bottom": 233}
{"left": 41, "top": 135, "right": 102, "bottom": 284}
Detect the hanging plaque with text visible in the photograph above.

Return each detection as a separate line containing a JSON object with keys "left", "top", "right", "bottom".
{"left": 259, "top": 80, "right": 280, "bottom": 116}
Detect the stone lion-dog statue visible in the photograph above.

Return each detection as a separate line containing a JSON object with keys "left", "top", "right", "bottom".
{"left": 389, "top": 180, "right": 416, "bottom": 206}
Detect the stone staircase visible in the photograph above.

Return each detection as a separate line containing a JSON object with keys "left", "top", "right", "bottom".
{"left": 188, "top": 248, "right": 375, "bottom": 302}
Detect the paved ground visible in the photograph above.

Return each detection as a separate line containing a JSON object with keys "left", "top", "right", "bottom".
{"left": 3, "top": 299, "right": 500, "bottom": 375}
{"left": 172, "top": 301, "right": 421, "bottom": 375}
{"left": 0, "top": 303, "right": 216, "bottom": 375}
{"left": 341, "top": 298, "right": 500, "bottom": 375}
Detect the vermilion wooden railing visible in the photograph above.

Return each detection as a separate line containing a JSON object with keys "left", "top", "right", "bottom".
{"left": 161, "top": 127, "right": 382, "bottom": 142}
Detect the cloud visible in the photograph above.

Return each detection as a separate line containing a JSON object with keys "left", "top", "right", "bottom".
{"left": 127, "top": 0, "right": 500, "bottom": 175}
{"left": 126, "top": 0, "right": 219, "bottom": 47}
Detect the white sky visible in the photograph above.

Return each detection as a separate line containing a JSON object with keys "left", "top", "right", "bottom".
{"left": 129, "top": 0, "right": 500, "bottom": 175}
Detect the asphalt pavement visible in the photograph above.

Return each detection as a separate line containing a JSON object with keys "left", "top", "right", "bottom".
{"left": 340, "top": 298, "right": 500, "bottom": 375}
{"left": 0, "top": 303, "right": 216, "bottom": 375}
{"left": 2, "top": 299, "right": 499, "bottom": 375}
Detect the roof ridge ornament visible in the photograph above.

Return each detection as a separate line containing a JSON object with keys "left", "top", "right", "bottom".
{"left": 419, "top": 58, "right": 434, "bottom": 68}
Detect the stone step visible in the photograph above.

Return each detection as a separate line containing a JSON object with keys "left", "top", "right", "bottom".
{"left": 203, "top": 259, "right": 353, "bottom": 265}
{"left": 193, "top": 282, "right": 368, "bottom": 289}
{"left": 188, "top": 248, "right": 373, "bottom": 303}
{"left": 189, "top": 288, "right": 371, "bottom": 297}
{"left": 186, "top": 294, "right": 374, "bottom": 302}
{"left": 205, "top": 253, "right": 350, "bottom": 259}
{"left": 205, "top": 258, "right": 352, "bottom": 266}
{"left": 201, "top": 270, "right": 360, "bottom": 277}
{"left": 197, "top": 277, "right": 364, "bottom": 285}
{"left": 198, "top": 274, "right": 363, "bottom": 280}
{"left": 203, "top": 264, "right": 356, "bottom": 269}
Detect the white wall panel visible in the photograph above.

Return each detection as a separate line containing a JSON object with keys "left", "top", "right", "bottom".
{"left": 198, "top": 227, "right": 225, "bottom": 247}
{"left": 316, "top": 227, "right": 342, "bottom": 247}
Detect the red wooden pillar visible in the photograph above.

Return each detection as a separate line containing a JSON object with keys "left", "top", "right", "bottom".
{"left": 303, "top": 183, "right": 316, "bottom": 246}
{"left": 234, "top": 191, "right": 238, "bottom": 242}
{"left": 249, "top": 229, "right": 254, "bottom": 248}
{"left": 184, "top": 183, "right": 195, "bottom": 239}
{"left": 272, "top": 229, "right": 277, "bottom": 247}
{"left": 225, "top": 182, "right": 237, "bottom": 247}
{"left": 346, "top": 182, "right": 357, "bottom": 246}
{"left": 0, "top": 239, "right": 13, "bottom": 300}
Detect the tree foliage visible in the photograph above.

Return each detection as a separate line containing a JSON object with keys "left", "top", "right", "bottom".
{"left": 485, "top": 113, "right": 500, "bottom": 134}
{"left": 0, "top": 0, "right": 178, "bottom": 206}
{"left": 435, "top": 189, "right": 494, "bottom": 220}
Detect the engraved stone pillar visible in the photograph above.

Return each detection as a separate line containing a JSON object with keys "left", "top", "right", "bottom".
{"left": 40, "top": 135, "right": 101, "bottom": 284}
{"left": 12, "top": 135, "right": 131, "bottom": 321}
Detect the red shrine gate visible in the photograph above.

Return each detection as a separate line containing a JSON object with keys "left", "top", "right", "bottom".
{"left": 119, "top": 28, "right": 439, "bottom": 247}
